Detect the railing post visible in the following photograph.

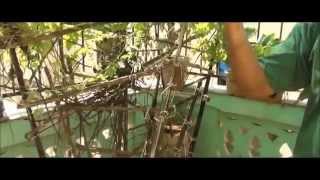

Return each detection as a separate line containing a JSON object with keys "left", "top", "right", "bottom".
{"left": 279, "top": 22, "right": 284, "bottom": 40}
{"left": 256, "top": 22, "right": 261, "bottom": 41}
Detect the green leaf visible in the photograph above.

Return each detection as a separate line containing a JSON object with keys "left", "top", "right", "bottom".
{"left": 245, "top": 27, "right": 256, "bottom": 39}
{"left": 33, "top": 108, "right": 45, "bottom": 120}
{"left": 109, "top": 23, "right": 128, "bottom": 32}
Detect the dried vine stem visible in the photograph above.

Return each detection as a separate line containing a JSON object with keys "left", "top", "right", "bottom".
{"left": 9, "top": 48, "right": 45, "bottom": 157}
{"left": 176, "top": 81, "right": 202, "bottom": 150}
{"left": 142, "top": 34, "right": 196, "bottom": 69}
{"left": 148, "top": 23, "right": 188, "bottom": 157}
{"left": 0, "top": 23, "right": 222, "bottom": 158}
{"left": 0, "top": 23, "right": 100, "bottom": 49}
{"left": 18, "top": 66, "right": 159, "bottom": 108}
{"left": 61, "top": 104, "right": 149, "bottom": 112}
{"left": 144, "top": 72, "right": 161, "bottom": 156}
{"left": 28, "top": 38, "right": 58, "bottom": 84}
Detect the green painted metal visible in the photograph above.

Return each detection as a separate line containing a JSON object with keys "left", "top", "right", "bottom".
{"left": 0, "top": 111, "right": 146, "bottom": 157}
{"left": 0, "top": 91, "right": 306, "bottom": 157}
{"left": 192, "top": 92, "right": 305, "bottom": 157}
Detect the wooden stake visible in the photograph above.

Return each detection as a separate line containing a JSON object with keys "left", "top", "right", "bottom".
{"left": 9, "top": 48, "right": 45, "bottom": 157}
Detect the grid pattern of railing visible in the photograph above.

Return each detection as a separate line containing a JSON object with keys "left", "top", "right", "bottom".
{"left": 244, "top": 22, "right": 296, "bottom": 42}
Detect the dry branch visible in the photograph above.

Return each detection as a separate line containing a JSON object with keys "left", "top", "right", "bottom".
{"left": 0, "top": 23, "right": 100, "bottom": 49}
{"left": 17, "top": 67, "right": 158, "bottom": 108}
{"left": 61, "top": 104, "right": 148, "bottom": 112}
{"left": 9, "top": 48, "right": 45, "bottom": 157}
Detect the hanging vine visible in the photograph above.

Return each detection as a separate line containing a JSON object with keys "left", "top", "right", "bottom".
{"left": 0, "top": 22, "right": 281, "bottom": 158}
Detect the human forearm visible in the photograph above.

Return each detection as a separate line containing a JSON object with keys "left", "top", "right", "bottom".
{"left": 224, "top": 23, "right": 274, "bottom": 100}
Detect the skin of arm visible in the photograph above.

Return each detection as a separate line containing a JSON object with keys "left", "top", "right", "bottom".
{"left": 223, "top": 23, "right": 279, "bottom": 102}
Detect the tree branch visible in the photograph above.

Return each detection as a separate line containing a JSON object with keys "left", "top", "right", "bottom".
{"left": 0, "top": 23, "right": 101, "bottom": 49}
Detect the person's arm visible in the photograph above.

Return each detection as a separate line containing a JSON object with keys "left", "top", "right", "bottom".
{"left": 224, "top": 23, "right": 276, "bottom": 101}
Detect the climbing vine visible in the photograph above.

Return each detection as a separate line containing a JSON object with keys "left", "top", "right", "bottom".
{"left": 0, "top": 22, "right": 282, "bottom": 158}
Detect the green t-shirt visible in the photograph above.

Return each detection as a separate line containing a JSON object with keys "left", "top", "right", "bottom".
{"left": 259, "top": 23, "right": 320, "bottom": 157}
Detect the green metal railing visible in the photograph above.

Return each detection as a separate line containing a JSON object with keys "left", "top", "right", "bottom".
{"left": 0, "top": 91, "right": 305, "bottom": 157}
{"left": 0, "top": 111, "right": 146, "bottom": 157}
{"left": 192, "top": 92, "right": 305, "bottom": 157}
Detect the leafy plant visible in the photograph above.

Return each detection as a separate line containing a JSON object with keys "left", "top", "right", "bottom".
{"left": 0, "top": 22, "right": 282, "bottom": 89}
{"left": 253, "top": 33, "right": 281, "bottom": 58}
{"left": 190, "top": 23, "right": 227, "bottom": 63}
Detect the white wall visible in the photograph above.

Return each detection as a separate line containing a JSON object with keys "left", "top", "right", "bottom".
{"left": 243, "top": 22, "right": 297, "bottom": 42}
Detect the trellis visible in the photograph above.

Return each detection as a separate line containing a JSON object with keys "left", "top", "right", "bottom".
{"left": 0, "top": 22, "right": 223, "bottom": 157}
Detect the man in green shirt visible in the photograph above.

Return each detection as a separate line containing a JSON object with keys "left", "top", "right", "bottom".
{"left": 224, "top": 22, "right": 320, "bottom": 157}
